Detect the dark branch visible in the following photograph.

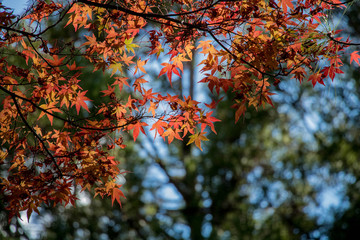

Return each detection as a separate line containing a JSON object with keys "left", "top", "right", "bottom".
{"left": 77, "top": 0, "right": 206, "bottom": 30}
{"left": 328, "top": 34, "right": 360, "bottom": 46}
{"left": 321, "top": 0, "right": 355, "bottom": 6}
{"left": 0, "top": 25, "right": 36, "bottom": 37}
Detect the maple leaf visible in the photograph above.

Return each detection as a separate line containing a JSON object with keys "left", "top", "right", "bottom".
{"left": 47, "top": 55, "right": 66, "bottom": 66}
{"left": 260, "top": 91, "right": 276, "bottom": 107}
{"left": 109, "top": 62, "right": 123, "bottom": 77}
{"left": 350, "top": 51, "right": 360, "bottom": 66}
{"left": 205, "top": 97, "right": 224, "bottom": 109}
{"left": 150, "top": 117, "right": 167, "bottom": 139}
{"left": 38, "top": 102, "right": 62, "bottom": 125}
{"left": 162, "top": 127, "right": 182, "bottom": 144}
{"left": 134, "top": 58, "right": 147, "bottom": 74}
{"left": 148, "top": 101, "right": 157, "bottom": 117}
{"left": 148, "top": 43, "right": 164, "bottom": 59}
{"left": 133, "top": 75, "right": 148, "bottom": 93}
{"left": 66, "top": 61, "right": 84, "bottom": 71}
{"left": 184, "top": 44, "right": 194, "bottom": 60}
{"left": 0, "top": 150, "right": 8, "bottom": 163}
{"left": 27, "top": 203, "right": 40, "bottom": 222}
{"left": 291, "top": 67, "right": 307, "bottom": 83}
{"left": 71, "top": 91, "right": 91, "bottom": 114}
{"left": 322, "top": 66, "right": 344, "bottom": 81}
{"left": 278, "top": 0, "right": 294, "bottom": 14}
{"left": 112, "top": 77, "right": 130, "bottom": 92}
{"left": 158, "top": 63, "right": 181, "bottom": 86}
{"left": 126, "top": 27, "right": 140, "bottom": 37}
{"left": 113, "top": 105, "right": 127, "bottom": 119}
{"left": 101, "top": 85, "right": 115, "bottom": 97}
{"left": 106, "top": 27, "right": 117, "bottom": 39}
{"left": 121, "top": 53, "right": 134, "bottom": 66}
{"left": 187, "top": 132, "right": 209, "bottom": 151}
{"left": 308, "top": 72, "right": 325, "bottom": 87}
{"left": 128, "top": 121, "right": 148, "bottom": 141}
{"left": 197, "top": 40, "right": 216, "bottom": 55}
{"left": 111, "top": 188, "right": 125, "bottom": 207}
{"left": 83, "top": 34, "right": 97, "bottom": 47}
{"left": 172, "top": 54, "right": 188, "bottom": 72}
{"left": 124, "top": 37, "right": 139, "bottom": 54}
{"left": 234, "top": 102, "right": 247, "bottom": 123}
{"left": 200, "top": 111, "right": 220, "bottom": 133}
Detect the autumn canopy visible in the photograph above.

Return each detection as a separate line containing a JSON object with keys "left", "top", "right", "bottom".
{"left": 0, "top": 0, "right": 358, "bottom": 220}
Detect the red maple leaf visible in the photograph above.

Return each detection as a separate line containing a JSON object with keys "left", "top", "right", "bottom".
{"left": 322, "top": 66, "right": 344, "bottom": 81}
{"left": 128, "top": 121, "right": 148, "bottom": 141}
{"left": 71, "top": 90, "right": 91, "bottom": 114}
{"left": 278, "top": 0, "right": 294, "bottom": 13}
{"left": 158, "top": 63, "right": 181, "bottom": 86}
{"left": 308, "top": 72, "right": 325, "bottom": 87}
{"left": 350, "top": 51, "right": 360, "bottom": 66}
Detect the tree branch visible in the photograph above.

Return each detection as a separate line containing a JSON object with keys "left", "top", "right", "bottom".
{"left": 327, "top": 33, "right": 360, "bottom": 46}
{"left": 77, "top": 0, "right": 206, "bottom": 30}
{"left": 321, "top": 0, "right": 355, "bottom": 6}
{"left": 0, "top": 25, "right": 36, "bottom": 37}
{"left": 10, "top": 94, "right": 64, "bottom": 178}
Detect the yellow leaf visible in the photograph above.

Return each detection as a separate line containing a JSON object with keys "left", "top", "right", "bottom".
{"left": 38, "top": 102, "right": 62, "bottom": 125}
{"left": 109, "top": 62, "right": 123, "bottom": 76}
{"left": 0, "top": 150, "right": 7, "bottom": 162}
{"left": 124, "top": 37, "right": 139, "bottom": 54}
{"left": 187, "top": 132, "right": 209, "bottom": 151}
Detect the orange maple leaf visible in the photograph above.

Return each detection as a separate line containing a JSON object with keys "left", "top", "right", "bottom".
{"left": 47, "top": 55, "right": 66, "bottom": 66}
{"left": 150, "top": 117, "right": 167, "bottom": 139}
{"left": 121, "top": 53, "right": 135, "bottom": 66}
{"left": 111, "top": 188, "right": 125, "bottom": 207}
{"left": 112, "top": 77, "right": 130, "bottom": 92}
{"left": 134, "top": 58, "right": 147, "bottom": 74}
{"left": 234, "top": 102, "right": 246, "bottom": 123}
{"left": 101, "top": 85, "right": 115, "bottom": 97}
{"left": 38, "top": 102, "right": 62, "bottom": 125}
{"left": 148, "top": 101, "right": 157, "bottom": 117}
{"left": 132, "top": 76, "right": 148, "bottom": 93}
{"left": 66, "top": 61, "right": 84, "bottom": 71}
{"left": 162, "top": 127, "right": 182, "bottom": 144}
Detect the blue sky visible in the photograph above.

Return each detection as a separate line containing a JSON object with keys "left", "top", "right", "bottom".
{"left": 3, "top": 0, "right": 28, "bottom": 15}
